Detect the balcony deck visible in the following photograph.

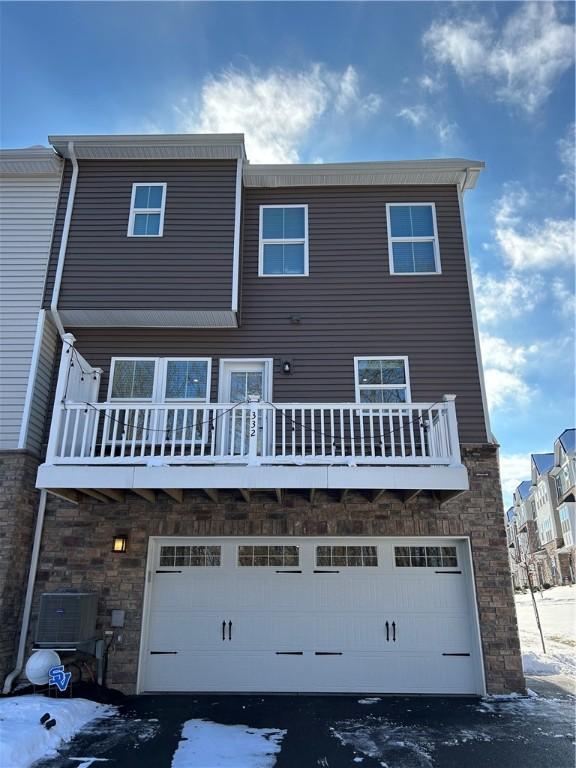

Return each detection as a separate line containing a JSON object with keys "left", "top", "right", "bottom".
{"left": 36, "top": 336, "right": 469, "bottom": 504}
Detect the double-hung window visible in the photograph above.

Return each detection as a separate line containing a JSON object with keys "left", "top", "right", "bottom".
{"left": 386, "top": 203, "right": 440, "bottom": 274}
{"left": 128, "top": 183, "right": 167, "bottom": 237}
{"left": 259, "top": 205, "right": 308, "bottom": 276}
{"left": 354, "top": 357, "right": 411, "bottom": 403}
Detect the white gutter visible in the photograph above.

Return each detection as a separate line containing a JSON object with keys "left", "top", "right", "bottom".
{"left": 3, "top": 490, "right": 47, "bottom": 693}
{"left": 50, "top": 140, "right": 78, "bottom": 337}
{"left": 231, "top": 157, "right": 243, "bottom": 314}
{"left": 457, "top": 182, "right": 495, "bottom": 443}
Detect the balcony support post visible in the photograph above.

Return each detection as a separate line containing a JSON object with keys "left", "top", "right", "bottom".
{"left": 443, "top": 394, "right": 462, "bottom": 466}
{"left": 45, "top": 333, "right": 76, "bottom": 464}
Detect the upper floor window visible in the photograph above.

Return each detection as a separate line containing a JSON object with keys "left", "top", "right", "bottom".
{"left": 386, "top": 203, "right": 440, "bottom": 274}
{"left": 259, "top": 205, "right": 308, "bottom": 276}
{"left": 538, "top": 516, "right": 553, "bottom": 544}
{"left": 128, "top": 183, "right": 167, "bottom": 237}
{"left": 354, "top": 357, "right": 411, "bottom": 403}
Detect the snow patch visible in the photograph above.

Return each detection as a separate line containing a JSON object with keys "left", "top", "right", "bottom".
{"left": 357, "top": 697, "right": 381, "bottom": 705}
{"left": 0, "top": 695, "right": 114, "bottom": 768}
{"left": 515, "top": 585, "right": 576, "bottom": 678}
{"left": 171, "top": 719, "right": 286, "bottom": 768}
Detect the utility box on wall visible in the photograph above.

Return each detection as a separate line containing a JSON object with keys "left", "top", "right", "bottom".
{"left": 35, "top": 592, "right": 98, "bottom": 648}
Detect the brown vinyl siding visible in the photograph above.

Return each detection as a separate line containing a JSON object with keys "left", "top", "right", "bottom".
{"left": 44, "top": 182, "right": 488, "bottom": 445}
{"left": 43, "top": 159, "right": 237, "bottom": 311}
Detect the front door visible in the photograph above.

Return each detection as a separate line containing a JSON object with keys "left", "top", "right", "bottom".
{"left": 219, "top": 361, "right": 271, "bottom": 456}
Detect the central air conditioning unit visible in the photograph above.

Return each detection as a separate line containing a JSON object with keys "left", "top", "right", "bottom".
{"left": 35, "top": 591, "right": 98, "bottom": 651}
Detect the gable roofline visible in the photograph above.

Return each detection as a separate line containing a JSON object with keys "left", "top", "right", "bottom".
{"left": 531, "top": 452, "right": 555, "bottom": 478}
{"left": 0, "top": 147, "right": 62, "bottom": 176}
{"left": 49, "top": 134, "right": 248, "bottom": 161}
{"left": 516, "top": 480, "right": 532, "bottom": 500}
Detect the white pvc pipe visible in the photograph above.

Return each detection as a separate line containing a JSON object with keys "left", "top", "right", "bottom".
{"left": 3, "top": 489, "right": 47, "bottom": 693}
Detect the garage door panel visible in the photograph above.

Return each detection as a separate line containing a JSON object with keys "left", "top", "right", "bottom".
{"left": 141, "top": 537, "right": 482, "bottom": 694}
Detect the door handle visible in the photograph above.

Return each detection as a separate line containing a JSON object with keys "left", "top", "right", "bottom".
{"left": 222, "top": 620, "right": 226, "bottom": 641}
{"left": 385, "top": 621, "right": 389, "bottom": 642}
{"left": 392, "top": 621, "right": 396, "bottom": 642}
{"left": 228, "top": 620, "right": 232, "bottom": 641}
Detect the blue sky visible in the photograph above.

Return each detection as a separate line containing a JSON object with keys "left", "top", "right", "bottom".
{"left": 2, "top": 1, "right": 574, "bottom": 502}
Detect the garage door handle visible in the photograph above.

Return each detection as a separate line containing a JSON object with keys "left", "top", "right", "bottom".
{"left": 222, "top": 620, "right": 226, "bottom": 641}
{"left": 385, "top": 621, "right": 389, "bottom": 642}
{"left": 392, "top": 621, "right": 396, "bottom": 642}
{"left": 228, "top": 620, "right": 232, "bottom": 641}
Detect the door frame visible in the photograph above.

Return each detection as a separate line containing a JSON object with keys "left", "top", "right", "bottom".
{"left": 217, "top": 358, "right": 274, "bottom": 403}
{"left": 136, "top": 535, "right": 487, "bottom": 696}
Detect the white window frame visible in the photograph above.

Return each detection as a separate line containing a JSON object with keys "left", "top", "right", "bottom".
{"left": 354, "top": 356, "right": 412, "bottom": 404}
{"left": 127, "top": 182, "right": 167, "bottom": 237}
{"left": 108, "top": 357, "right": 212, "bottom": 404}
{"left": 258, "top": 204, "right": 309, "bottom": 277}
{"left": 108, "top": 357, "right": 160, "bottom": 402}
{"left": 386, "top": 202, "right": 441, "bottom": 275}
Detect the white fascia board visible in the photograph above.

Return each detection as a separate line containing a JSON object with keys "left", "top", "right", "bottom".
{"left": 36, "top": 463, "right": 469, "bottom": 492}
{"left": 49, "top": 134, "right": 247, "bottom": 161}
{"left": 244, "top": 158, "right": 485, "bottom": 189}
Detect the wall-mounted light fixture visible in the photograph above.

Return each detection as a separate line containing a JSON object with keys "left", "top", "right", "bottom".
{"left": 112, "top": 534, "right": 128, "bottom": 553}
{"left": 282, "top": 360, "right": 292, "bottom": 375}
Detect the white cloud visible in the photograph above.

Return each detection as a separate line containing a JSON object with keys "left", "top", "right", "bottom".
{"left": 558, "top": 122, "right": 575, "bottom": 193}
{"left": 493, "top": 186, "right": 574, "bottom": 271}
{"left": 499, "top": 452, "right": 534, "bottom": 502}
{"left": 484, "top": 368, "right": 534, "bottom": 410}
{"left": 423, "top": 2, "right": 574, "bottom": 113}
{"left": 419, "top": 74, "right": 442, "bottom": 93}
{"left": 551, "top": 277, "right": 576, "bottom": 317}
{"left": 397, "top": 105, "right": 427, "bottom": 127}
{"left": 479, "top": 332, "right": 537, "bottom": 411}
{"left": 174, "top": 64, "right": 381, "bottom": 163}
{"left": 396, "top": 105, "right": 458, "bottom": 144}
{"left": 480, "top": 333, "right": 538, "bottom": 371}
{"left": 472, "top": 264, "right": 544, "bottom": 324}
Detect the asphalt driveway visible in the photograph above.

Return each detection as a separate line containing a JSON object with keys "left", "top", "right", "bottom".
{"left": 33, "top": 682, "right": 575, "bottom": 768}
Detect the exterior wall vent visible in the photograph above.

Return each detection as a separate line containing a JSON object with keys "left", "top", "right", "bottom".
{"left": 35, "top": 592, "right": 98, "bottom": 647}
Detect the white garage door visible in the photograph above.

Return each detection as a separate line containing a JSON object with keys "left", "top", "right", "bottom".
{"left": 139, "top": 537, "right": 484, "bottom": 695}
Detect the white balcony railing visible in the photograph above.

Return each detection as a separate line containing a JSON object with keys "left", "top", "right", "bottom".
{"left": 45, "top": 398, "right": 462, "bottom": 467}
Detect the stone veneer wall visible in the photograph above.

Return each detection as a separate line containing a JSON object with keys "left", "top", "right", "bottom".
{"left": 28, "top": 443, "right": 525, "bottom": 695}
{"left": 0, "top": 451, "right": 40, "bottom": 685}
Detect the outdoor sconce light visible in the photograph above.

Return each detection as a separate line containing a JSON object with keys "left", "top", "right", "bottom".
{"left": 282, "top": 360, "right": 292, "bottom": 375}
{"left": 112, "top": 534, "right": 128, "bottom": 553}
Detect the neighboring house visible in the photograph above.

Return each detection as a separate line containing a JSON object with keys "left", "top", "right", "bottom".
{"left": 511, "top": 480, "right": 540, "bottom": 589}
{"left": 0, "top": 147, "right": 62, "bottom": 684}
{"left": 2, "top": 133, "right": 524, "bottom": 697}
{"left": 530, "top": 453, "right": 564, "bottom": 585}
{"left": 505, "top": 506, "right": 522, "bottom": 589}
{"left": 506, "top": 433, "right": 576, "bottom": 591}
{"left": 551, "top": 429, "right": 576, "bottom": 581}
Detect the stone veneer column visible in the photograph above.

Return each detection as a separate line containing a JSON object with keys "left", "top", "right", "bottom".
{"left": 0, "top": 451, "right": 41, "bottom": 685}
{"left": 29, "top": 443, "right": 525, "bottom": 695}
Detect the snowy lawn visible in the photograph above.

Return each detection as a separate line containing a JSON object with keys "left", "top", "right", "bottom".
{"left": 0, "top": 695, "right": 114, "bottom": 768}
{"left": 171, "top": 720, "right": 286, "bottom": 768}
{"left": 515, "top": 584, "right": 576, "bottom": 676}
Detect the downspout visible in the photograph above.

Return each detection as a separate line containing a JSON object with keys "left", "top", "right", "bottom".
{"left": 50, "top": 140, "right": 78, "bottom": 338}
{"left": 457, "top": 171, "right": 495, "bottom": 444}
{"left": 4, "top": 146, "right": 78, "bottom": 693}
{"left": 3, "top": 490, "right": 47, "bottom": 693}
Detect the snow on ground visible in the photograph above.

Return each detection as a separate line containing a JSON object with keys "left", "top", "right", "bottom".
{"left": 514, "top": 585, "right": 576, "bottom": 676}
{"left": 171, "top": 719, "right": 286, "bottom": 768}
{"left": 0, "top": 695, "right": 114, "bottom": 768}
